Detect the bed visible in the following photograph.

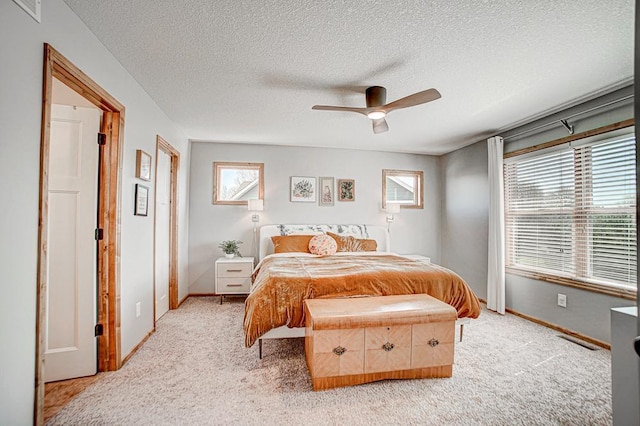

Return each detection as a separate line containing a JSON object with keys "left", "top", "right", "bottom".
{"left": 243, "top": 224, "right": 481, "bottom": 356}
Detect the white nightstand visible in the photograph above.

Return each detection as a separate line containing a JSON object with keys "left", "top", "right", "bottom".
{"left": 215, "top": 257, "right": 254, "bottom": 304}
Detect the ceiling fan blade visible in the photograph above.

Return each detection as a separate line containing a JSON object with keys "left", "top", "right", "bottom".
{"left": 312, "top": 105, "right": 368, "bottom": 115}
{"left": 372, "top": 118, "right": 389, "bottom": 134}
{"left": 383, "top": 88, "right": 441, "bottom": 112}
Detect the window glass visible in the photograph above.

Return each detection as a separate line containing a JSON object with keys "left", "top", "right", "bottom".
{"left": 213, "top": 162, "right": 264, "bottom": 205}
{"left": 504, "top": 131, "right": 636, "bottom": 291}
{"left": 383, "top": 169, "right": 423, "bottom": 209}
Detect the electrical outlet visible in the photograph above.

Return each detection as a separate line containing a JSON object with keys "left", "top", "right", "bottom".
{"left": 557, "top": 294, "right": 567, "bottom": 308}
{"left": 136, "top": 302, "right": 141, "bottom": 317}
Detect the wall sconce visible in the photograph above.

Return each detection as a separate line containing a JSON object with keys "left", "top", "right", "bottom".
{"left": 248, "top": 199, "right": 264, "bottom": 221}
{"left": 385, "top": 203, "right": 400, "bottom": 231}
{"left": 248, "top": 199, "right": 264, "bottom": 257}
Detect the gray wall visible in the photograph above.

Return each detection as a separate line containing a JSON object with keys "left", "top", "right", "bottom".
{"left": 440, "top": 140, "right": 489, "bottom": 298}
{"left": 188, "top": 142, "right": 440, "bottom": 293}
{"left": 441, "top": 86, "right": 636, "bottom": 344}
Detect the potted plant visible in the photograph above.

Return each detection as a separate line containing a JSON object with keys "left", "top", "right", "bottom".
{"left": 219, "top": 240, "right": 242, "bottom": 258}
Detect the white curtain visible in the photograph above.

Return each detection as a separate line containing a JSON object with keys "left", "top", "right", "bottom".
{"left": 487, "top": 136, "right": 505, "bottom": 314}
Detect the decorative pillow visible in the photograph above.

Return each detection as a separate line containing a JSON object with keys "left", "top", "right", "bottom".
{"left": 271, "top": 235, "right": 313, "bottom": 253}
{"left": 327, "top": 232, "right": 377, "bottom": 252}
{"left": 308, "top": 234, "right": 337, "bottom": 256}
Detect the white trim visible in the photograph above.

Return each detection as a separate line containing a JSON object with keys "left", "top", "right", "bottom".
{"left": 12, "top": 0, "right": 41, "bottom": 23}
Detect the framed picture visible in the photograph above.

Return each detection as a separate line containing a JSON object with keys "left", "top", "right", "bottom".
{"left": 290, "top": 176, "right": 317, "bottom": 202}
{"left": 318, "top": 177, "right": 334, "bottom": 206}
{"left": 135, "top": 149, "right": 152, "bottom": 181}
{"left": 338, "top": 179, "right": 355, "bottom": 202}
{"left": 134, "top": 184, "right": 149, "bottom": 216}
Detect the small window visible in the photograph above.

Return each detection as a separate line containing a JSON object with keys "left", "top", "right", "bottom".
{"left": 213, "top": 162, "right": 264, "bottom": 205}
{"left": 382, "top": 169, "right": 424, "bottom": 209}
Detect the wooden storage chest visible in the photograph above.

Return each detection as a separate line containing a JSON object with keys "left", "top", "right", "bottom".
{"left": 304, "top": 294, "right": 457, "bottom": 391}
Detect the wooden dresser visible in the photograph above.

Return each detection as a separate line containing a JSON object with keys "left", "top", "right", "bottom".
{"left": 304, "top": 294, "right": 457, "bottom": 391}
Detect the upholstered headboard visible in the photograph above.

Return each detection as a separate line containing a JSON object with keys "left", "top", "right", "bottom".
{"left": 258, "top": 224, "right": 390, "bottom": 260}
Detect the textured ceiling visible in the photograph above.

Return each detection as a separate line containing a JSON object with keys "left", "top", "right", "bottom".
{"left": 62, "top": 0, "right": 633, "bottom": 155}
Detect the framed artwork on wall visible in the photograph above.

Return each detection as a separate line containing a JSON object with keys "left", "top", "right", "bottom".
{"left": 318, "top": 177, "right": 334, "bottom": 206}
{"left": 290, "top": 176, "right": 317, "bottom": 202}
{"left": 134, "top": 184, "right": 149, "bottom": 216}
{"left": 135, "top": 149, "right": 152, "bottom": 181}
{"left": 338, "top": 179, "right": 355, "bottom": 202}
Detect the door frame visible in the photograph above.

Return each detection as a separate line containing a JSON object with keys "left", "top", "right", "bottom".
{"left": 154, "top": 135, "right": 180, "bottom": 323}
{"left": 35, "top": 44, "right": 125, "bottom": 424}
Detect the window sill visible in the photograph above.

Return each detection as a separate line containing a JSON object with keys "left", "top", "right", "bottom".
{"left": 505, "top": 267, "right": 637, "bottom": 300}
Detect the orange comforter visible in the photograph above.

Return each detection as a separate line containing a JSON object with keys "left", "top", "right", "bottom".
{"left": 243, "top": 253, "right": 481, "bottom": 347}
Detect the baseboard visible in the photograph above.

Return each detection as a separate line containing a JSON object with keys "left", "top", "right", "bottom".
{"left": 121, "top": 330, "right": 154, "bottom": 366}
{"left": 178, "top": 294, "right": 190, "bottom": 307}
{"left": 479, "top": 298, "right": 609, "bottom": 349}
{"left": 505, "top": 307, "right": 610, "bottom": 350}
{"left": 121, "top": 294, "right": 223, "bottom": 365}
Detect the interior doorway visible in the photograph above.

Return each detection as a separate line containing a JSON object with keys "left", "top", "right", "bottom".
{"left": 45, "top": 88, "right": 101, "bottom": 382}
{"left": 154, "top": 135, "right": 180, "bottom": 321}
{"left": 36, "top": 44, "right": 125, "bottom": 425}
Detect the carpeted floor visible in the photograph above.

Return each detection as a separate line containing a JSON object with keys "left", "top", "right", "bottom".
{"left": 48, "top": 297, "right": 612, "bottom": 425}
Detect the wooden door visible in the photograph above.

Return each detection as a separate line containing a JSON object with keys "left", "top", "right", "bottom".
{"left": 45, "top": 104, "right": 101, "bottom": 382}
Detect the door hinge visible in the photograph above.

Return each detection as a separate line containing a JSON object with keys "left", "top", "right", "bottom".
{"left": 95, "top": 228, "right": 104, "bottom": 240}
{"left": 95, "top": 324, "right": 104, "bottom": 337}
{"left": 97, "top": 133, "right": 107, "bottom": 146}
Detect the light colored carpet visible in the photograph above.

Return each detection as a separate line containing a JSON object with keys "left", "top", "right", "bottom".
{"left": 48, "top": 297, "right": 612, "bottom": 425}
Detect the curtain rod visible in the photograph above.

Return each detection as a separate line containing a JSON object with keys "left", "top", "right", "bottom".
{"left": 502, "top": 95, "right": 633, "bottom": 141}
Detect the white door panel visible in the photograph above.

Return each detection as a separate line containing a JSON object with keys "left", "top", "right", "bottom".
{"left": 155, "top": 149, "right": 171, "bottom": 320}
{"left": 45, "top": 104, "right": 100, "bottom": 382}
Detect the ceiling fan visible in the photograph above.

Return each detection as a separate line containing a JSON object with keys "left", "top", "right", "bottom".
{"left": 312, "top": 86, "right": 441, "bottom": 134}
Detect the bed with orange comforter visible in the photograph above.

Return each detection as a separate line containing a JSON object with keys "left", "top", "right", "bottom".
{"left": 243, "top": 252, "right": 481, "bottom": 347}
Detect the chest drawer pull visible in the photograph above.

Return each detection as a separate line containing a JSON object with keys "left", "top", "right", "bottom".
{"left": 332, "top": 346, "right": 347, "bottom": 356}
{"left": 428, "top": 338, "right": 439, "bottom": 347}
{"left": 227, "top": 284, "right": 243, "bottom": 287}
{"left": 382, "top": 342, "right": 395, "bottom": 352}
{"left": 226, "top": 269, "right": 243, "bottom": 273}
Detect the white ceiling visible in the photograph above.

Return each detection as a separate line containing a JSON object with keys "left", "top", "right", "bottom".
{"left": 62, "top": 0, "right": 634, "bottom": 155}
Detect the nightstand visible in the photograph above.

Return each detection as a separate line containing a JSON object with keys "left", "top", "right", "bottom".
{"left": 215, "top": 257, "right": 254, "bottom": 304}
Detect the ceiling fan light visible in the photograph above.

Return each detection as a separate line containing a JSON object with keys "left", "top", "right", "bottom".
{"left": 367, "top": 111, "right": 386, "bottom": 120}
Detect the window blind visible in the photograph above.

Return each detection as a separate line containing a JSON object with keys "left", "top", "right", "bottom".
{"left": 505, "top": 133, "right": 636, "bottom": 291}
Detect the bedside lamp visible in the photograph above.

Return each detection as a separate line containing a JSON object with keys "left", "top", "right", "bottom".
{"left": 385, "top": 203, "right": 400, "bottom": 231}
{"left": 248, "top": 199, "right": 264, "bottom": 257}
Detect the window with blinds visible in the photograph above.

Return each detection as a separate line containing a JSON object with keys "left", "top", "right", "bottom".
{"left": 504, "top": 131, "right": 637, "bottom": 292}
